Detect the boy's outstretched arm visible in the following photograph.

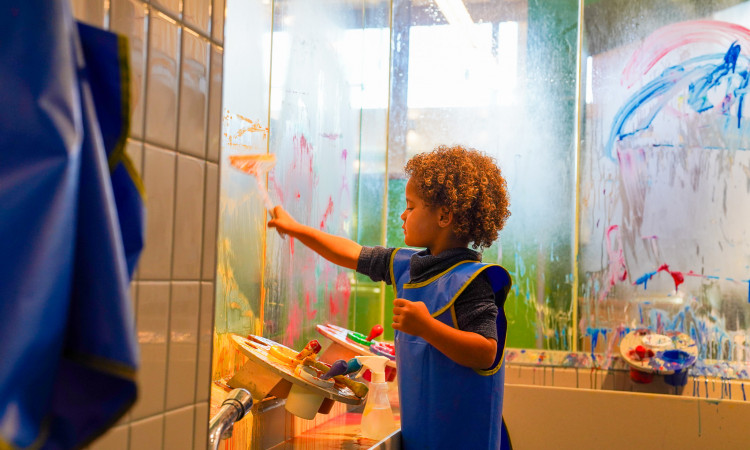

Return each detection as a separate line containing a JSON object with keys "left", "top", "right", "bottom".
{"left": 268, "top": 206, "right": 362, "bottom": 270}
{"left": 393, "top": 298, "right": 497, "bottom": 369}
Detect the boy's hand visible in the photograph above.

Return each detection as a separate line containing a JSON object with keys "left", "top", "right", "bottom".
{"left": 392, "top": 298, "right": 433, "bottom": 337}
{"left": 267, "top": 206, "right": 297, "bottom": 235}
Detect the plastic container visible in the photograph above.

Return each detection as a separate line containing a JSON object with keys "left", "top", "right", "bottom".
{"left": 356, "top": 356, "right": 397, "bottom": 440}
{"left": 285, "top": 365, "right": 334, "bottom": 420}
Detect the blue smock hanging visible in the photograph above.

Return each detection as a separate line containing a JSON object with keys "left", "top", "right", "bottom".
{"left": 0, "top": 1, "right": 143, "bottom": 448}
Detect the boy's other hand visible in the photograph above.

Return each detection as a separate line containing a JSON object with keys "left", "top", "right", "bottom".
{"left": 392, "top": 298, "right": 432, "bottom": 337}
{"left": 267, "top": 206, "right": 297, "bottom": 235}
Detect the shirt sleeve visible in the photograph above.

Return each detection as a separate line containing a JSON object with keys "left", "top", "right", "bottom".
{"left": 356, "top": 246, "right": 396, "bottom": 285}
{"left": 453, "top": 272, "right": 499, "bottom": 341}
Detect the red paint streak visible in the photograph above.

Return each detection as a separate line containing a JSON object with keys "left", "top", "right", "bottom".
{"left": 336, "top": 272, "right": 351, "bottom": 316}
{"left": 657, "top": 264, "right": 685, "bottom": 291}
{"left": 293, "top": 134, "right": 315, "bottom": 174}
{"left": 328, "top": 293, "right": 338, "bottom": 315}
{"left": 319, "top": 196, "right": 334, "bottom": 229}
{"left": 305, "top": 291, "right": 318, "bottom": 320}
{"left": 284, "top": 301, "right": 303, "bottom": 346}
{"left": 341, "top": 148, "right": 348, "bottom": 161}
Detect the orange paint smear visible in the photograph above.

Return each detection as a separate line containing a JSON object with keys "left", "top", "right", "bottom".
{"left": 229, "top": 153, "right": 276, "bottom": 177}
{"left": 229, "top": 154, "right": 277, "bottom": 213}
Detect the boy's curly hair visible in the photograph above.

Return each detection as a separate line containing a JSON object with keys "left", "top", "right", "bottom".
{"left": 404, "top": 145, "right": 511, "bottom": 250}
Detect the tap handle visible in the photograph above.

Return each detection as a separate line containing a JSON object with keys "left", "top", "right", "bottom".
{"left": 222, "top": 388, "right": 253, "bottom": 420}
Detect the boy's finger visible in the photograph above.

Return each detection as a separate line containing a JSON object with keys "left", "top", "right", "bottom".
{"left": 394, "top": 298, "right": 409, "bottom": 307}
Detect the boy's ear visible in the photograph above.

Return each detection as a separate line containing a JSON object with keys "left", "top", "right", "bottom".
{"left": 438, "top": 206, "right": 453, "bottom": 227}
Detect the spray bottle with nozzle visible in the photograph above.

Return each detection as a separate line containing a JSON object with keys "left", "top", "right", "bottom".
{"left": 356, "top": 356, "right": 397, "bottom": 440}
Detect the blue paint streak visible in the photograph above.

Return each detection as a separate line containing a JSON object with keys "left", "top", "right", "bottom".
{"left": 687, "top": 43, "right": 741, "bottom": 113}
{"left": 605, "top": 44, "right": 750, "bottom": 160}
{"left": 742, "top": 383, "right": 747, "bottom": 401}
{"left": 635, "top": 271, "right": 657, "bottom": 289}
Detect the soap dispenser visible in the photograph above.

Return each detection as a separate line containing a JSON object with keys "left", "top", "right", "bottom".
{"left": 356, "top": 355, "right": 397, "bottom": 440}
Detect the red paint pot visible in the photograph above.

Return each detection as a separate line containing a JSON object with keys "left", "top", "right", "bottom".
{"left": 629, "top": 368, "right": 653, "bottom": 384}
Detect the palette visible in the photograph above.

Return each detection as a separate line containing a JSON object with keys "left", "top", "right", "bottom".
{"left": 227, "top": 334, "right": 365, "bottom": 419}
{"left": 619, "top": 329, "right": 698, "bottom": 386}
{"left": 316, "top": 323, "right": 397, "bottom": 382}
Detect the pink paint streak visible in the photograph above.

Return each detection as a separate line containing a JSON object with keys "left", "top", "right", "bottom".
{"left": 319, "top": 196, "right": 334, "bottom": 229}
{"left": 622, "top": 20, "right": 750, "bottom": 88}
{"left": 599, "top": 225, "right": 629, "bottom": 302}
{"left": 336, "top": 272, "right": 351, "bottom": 317}
{"left": 322, "top": 133, "right": 342, "bottom": 140}
{"left": 269, "top": 174, "right": 285, "bottom": 206}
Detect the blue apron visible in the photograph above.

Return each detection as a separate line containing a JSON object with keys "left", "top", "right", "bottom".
{"left": 0, "top": 3, "right": 142, "bottom": 447}
{"left": 390, "top": 248, "right": 512, "bottom": 450}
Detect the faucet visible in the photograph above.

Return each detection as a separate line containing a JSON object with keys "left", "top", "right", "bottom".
{"left": 208, "top": 388, "right": 254, "bottom": 450}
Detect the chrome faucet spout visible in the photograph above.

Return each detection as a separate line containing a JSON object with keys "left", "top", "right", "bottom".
{"left": 208, "top": 388, "right": 253, "bottom": 450}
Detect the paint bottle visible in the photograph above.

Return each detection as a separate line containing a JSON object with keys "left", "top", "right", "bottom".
{"left": 356, "top": 356, "right": 397, "bottom": 441}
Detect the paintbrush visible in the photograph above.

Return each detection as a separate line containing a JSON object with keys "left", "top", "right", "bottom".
{"left": 229, "top": 153, "right": 277, "bottom": 218}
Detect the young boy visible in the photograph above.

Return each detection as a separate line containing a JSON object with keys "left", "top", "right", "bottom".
{"left": 268, "top": 145, "right": 512, "bottom": 449}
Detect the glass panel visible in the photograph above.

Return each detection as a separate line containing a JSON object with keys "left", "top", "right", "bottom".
{"left": 263, "top": 0, "right": 368, "bottom": 347}
{"left": 214, "top": 0, "right": 273, "bottom": 380}
{"left": 387, "top": 0, "right": 580, "bottom": 349}
{"left": 352, "top": 3, "right": 392, "bottom": 339}
{"left": 581, "top": 0, "right": 750, "bottom": 373}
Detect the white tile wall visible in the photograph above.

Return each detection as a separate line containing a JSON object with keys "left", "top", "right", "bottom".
{"left": 164, "top": 406, "right": 196, "bottom": 449}
{"left": 178, "top": 29, "right": 210, "bottom": 159}
{"left": 71, "top": 0, "right": 106, "bottom": 27}
{"left": 138, "top": 145, "right": 176, "bottom": 279}
{"left": 172, "top": 155, "right": 206, "bottom": 278}
{"left": 193, "top": 402, "right": 209, "bottom": 450}
{"left": 152, "top": 0, "right": 182, "bottom": 19}
{"left": 110, "top": 0, "right": 148, "bottom": 139}
{"left": 131, "top": 282, "right": 170, "bottom": 420}
{"left": 202, "top": 163, "right": 219, "bottom": 279}
{"left": 130, "top": 416, "right": 165, "bottom": 449}
{"left": 70, "top": 0, "right": 224, "bottom": 447}
{"left": 197, "top": 282, "right": 215, "bottom": 402}
{"left": 166, "top": 282, "right": 201, "bottom": 409}
{"left": 145, "top": 12, "right": 181, "bottom": 149}
{"left": 184, "top": 0, "right": 211, "bottom": 35}
{"left": 89, "top": 425, "right": 128, "bottom": 450}
{"left": 206, "top": 45, "right": 224, "bottom": 163}
{"left": 212, "top": 0, "right": 225, "bottom": 43}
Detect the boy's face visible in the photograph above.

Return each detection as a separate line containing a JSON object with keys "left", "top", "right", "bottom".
{"left": 400, "top": 178, "right": 443, "bottom": 250}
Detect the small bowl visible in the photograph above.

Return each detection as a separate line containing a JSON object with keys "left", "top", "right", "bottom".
{"left": 642, "top": 333, "right": 673, "bottom": 351}
{"left": 268, "top": 345, "right": 297, "bottom": 366}
{"left": 285, "top": 366, "right": 333, "bottom": 420}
